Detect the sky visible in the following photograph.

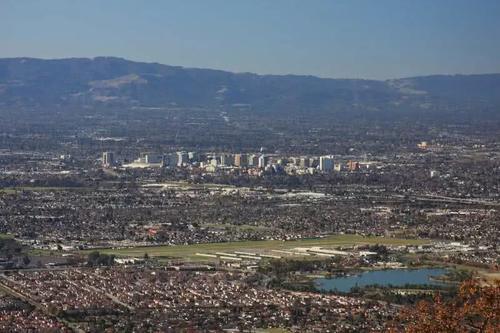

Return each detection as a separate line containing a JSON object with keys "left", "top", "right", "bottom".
{"left": 1, "top": 0, "right": 500, "bottom": 79}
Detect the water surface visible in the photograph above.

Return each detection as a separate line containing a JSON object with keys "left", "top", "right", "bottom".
{"left": 315, "top": 268, "right": 447, "bottom": 293}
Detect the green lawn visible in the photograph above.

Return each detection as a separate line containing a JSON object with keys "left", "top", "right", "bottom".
{"left": 0, "top": 233, "right": 14, "bottom": 239}
{"left": 93, "top": 234, "right": 428, "bottom": 260}
{"left": 0, "top": 186, "right": 88, "bottom": 193}
{"left": 202, "top": 223, "right": 277, "bottom": 232}
{"left": 0, "top": 188, "right": 18, "bottom": 194}
{"left": 257, "top": 328, "right": 291, "bottom": 333}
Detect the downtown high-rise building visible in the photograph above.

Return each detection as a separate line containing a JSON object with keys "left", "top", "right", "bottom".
{"left": 176, "top": 151, "right": 189, "bottom": 167}
{"left": 102, "top": 152, "right": 115, "bottom": 167}
{"left": 248, "top": 154, "right": 259, "bottom": 167}
{"left": 258, "top": 155, "right": 267, "bottom": 168}
{"left": 234, "top": 154, "right": 248, "bottom": 167}
{"left": 319, "top": 155, "right": 334, "bottom": 172}
{"left": 220, "top": 154, "right": 234, "bottom": 166}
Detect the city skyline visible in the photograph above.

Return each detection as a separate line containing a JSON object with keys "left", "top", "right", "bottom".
{"left": 0, "top": 2, "right": 499, "bottom": 331}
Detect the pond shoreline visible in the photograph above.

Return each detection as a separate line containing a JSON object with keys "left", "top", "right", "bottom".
{"left": 314, "top": 268, "right": 449, "bottom": 293}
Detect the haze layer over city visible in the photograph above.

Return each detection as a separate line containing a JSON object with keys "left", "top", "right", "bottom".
{"left": 0, "top": 1, "right": 499, "bottom": 332}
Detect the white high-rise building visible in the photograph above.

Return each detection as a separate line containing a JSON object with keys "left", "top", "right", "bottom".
{"left": 319, "top": 155, "right": 334, "bottom": 172}
{"left": 102, "top": 152, "right": 115, "bottom": 167}
{"left": 248, "top": 154, "right": 259, "bottom": 166}
{"left": 258, "top": 155, "right": 266, "bottom": 168}
{"left": 176, "top": 151, "right": 189, "bottom": 167}
{"left": 220, "top": 154, "right": 234, "bottom": 166}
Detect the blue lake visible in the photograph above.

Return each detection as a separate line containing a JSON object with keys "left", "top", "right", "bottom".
{"left": 315, "top": 268, "right": 448, "bottom": 293}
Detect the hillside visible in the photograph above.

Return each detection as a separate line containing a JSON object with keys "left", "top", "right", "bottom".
{"left": 1, "top": 57, "right": 499, "bottom": 117}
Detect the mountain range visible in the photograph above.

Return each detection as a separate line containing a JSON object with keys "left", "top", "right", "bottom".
{"left": 1, "top": 57, "right": 499, "bottom": 118}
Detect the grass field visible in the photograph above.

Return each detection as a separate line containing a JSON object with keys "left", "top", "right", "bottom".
{"left": 202, "top": 223, "right": 277, "bottom": 232}
{"left": 0, "top": 186, "right": 88, "bottom": 193}
{"left": 257, "top": 328, "right": 290, "bottom": 333}
{"left": 93, "top": 234, "right": 429, "bottom": 261}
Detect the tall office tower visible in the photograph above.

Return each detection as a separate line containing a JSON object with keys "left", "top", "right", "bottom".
{"left": 188, "top": 152, "right": 198, "bottom": 161}
{"left": 248, "top": 154, "right": 259, "bottom": 166}
{"left": 234, "top": 154, "right": 248, "bottom": 167}
{"left": 102, "top": 152, "right": 115, "bottom": 167}
{"left": 258, "top": 155, "right": 267, "bottom": 168}
{"left": 347, "top": 160, "right": 360, "bottom": 171}
{"left": 220, "top": 154, "right": 234, "bottom": 166}
{"left": 219, "top": 154, "right": 227, "bottom": 166}
{"left": 319, "top": 155, "right": 334, "bottom": 172}
{"left": 176, "top": 151, "right": 189, "bottom": 167}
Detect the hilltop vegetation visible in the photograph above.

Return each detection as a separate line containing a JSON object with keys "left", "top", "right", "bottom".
{"left": 1, "top": 57, "right": 499, "bottom": 121}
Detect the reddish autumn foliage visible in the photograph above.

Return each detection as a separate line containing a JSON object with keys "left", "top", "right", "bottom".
{"left": 388, "top": 280, "right": 499, "bottom": 333}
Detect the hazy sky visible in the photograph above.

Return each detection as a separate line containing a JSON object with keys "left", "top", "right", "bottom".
{"left": 1, "top": 0, "right": 500, "bottom": 79}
